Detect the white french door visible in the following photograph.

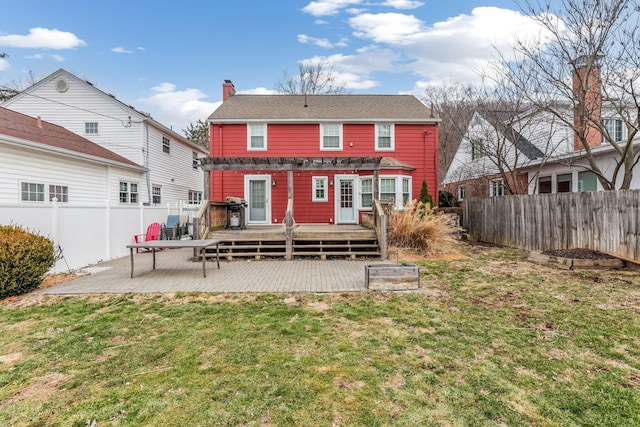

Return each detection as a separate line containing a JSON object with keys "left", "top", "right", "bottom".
{"left": 334, "top": 175, "right": 357, "bottom": 224}
{"left": 244, "top": 175, "right": 271, "bottom": 224}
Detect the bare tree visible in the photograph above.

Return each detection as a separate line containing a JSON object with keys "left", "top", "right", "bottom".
{"left": 421, "top": 82, "right": 475, "bottom": 184}
{"left": 504, "top": 0, "right": 640, "bottom": 190}
{"left": 275, "top": 62, "right": 348, "bottom": 95}
{"left": 448, "top": 76, "right": 567, "bottom": 195}
{"left": 0, "top": 70, "right": 40, "bottom": 102}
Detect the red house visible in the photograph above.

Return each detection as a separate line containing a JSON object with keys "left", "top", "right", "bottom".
{"left": 205, "top": 81, "right": 439, "bottom": 226}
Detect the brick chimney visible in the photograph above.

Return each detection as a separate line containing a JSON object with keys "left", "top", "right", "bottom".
{"left": 222, "top": 80, "right": 235, "bottom": 102}
{"left": 572, "top": 55, "right": 602, "bottom": 151}
{"left": 36, "top": 116, "right": 42, "bottom": 128}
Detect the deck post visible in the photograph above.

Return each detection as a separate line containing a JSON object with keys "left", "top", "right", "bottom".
{"left": 373, "top": 169, "right": 379, "bottom": 228}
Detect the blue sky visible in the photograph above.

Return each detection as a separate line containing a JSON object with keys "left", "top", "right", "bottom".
{"left": 0, "top": 0, "right": 545, "bottom": 132}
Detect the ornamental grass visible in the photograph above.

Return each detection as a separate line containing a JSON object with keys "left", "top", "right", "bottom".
{"left": 387, "top": 200, "right": 459, "bottom": 256}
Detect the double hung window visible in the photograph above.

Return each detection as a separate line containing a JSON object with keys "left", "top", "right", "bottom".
{"left": 321, "top": 123, "right": 342, "bottom": 150}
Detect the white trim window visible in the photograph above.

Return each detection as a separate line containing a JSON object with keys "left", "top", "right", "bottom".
{"left": 85, "top": 122, "right": 98, "bottom": 134}
{"left": 360, "top": 177, "right": 373, "bottom": 208}
{"left": 490, "top": 179, "right": 505, "bottom": 197}
{"left": 21, "top": 182, "right": 44, "bottom": 202}
{"left": 152, "top": 185, "right": 161, "bottom": 205}
{"left": 248, "top": 123, "right": 267, "bottom": 150}
{"left": 603, "top": 118, "right": 626, "bottom": 143}
{"left": 162, "top": 136, "right": 170, "bottom": 154}
{"left": 320, "top": 123, "right": 342, "bottom": 150}
{"left": 458, "top": 184, "right": 466, "bottom": 201}
{"left": 188, "top": 190, "right": 203, "bottom": 204}
{"left": 471, "top": 141, "right": 484, "bottom": 160}
{"left": 312, "top": 176, "right": 328, "bottom": 202}
{"left": 375, "top": 123, "right": 394, "bottom": 151}
{"left": 193, "top": 151, "right": 199, "bottom": 169}
{"left": 119, "top": 182, "right": 139, "bottom": 204}
{"left": 49, "top": 185, "right": 69, "bottom": 202}
{"left": 402, "top": 177, "right": 411, "bottom": 205}
{"left": 380, "top": 177, "right": 396, "bottom": 203}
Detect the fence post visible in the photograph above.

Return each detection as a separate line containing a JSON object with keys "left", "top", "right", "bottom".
{"left": 51, "top": 197, "right": 59, "bottom": 247}
{"left": 105, "top": 200, "right": 111, "bottom": 259}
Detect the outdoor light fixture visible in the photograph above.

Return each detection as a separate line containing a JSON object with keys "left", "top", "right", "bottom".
{"left": 329, "top": 179, "right": 334, "bottom": 186}
{"left": 272, "top": 179, "right": 276, "bottom": 186}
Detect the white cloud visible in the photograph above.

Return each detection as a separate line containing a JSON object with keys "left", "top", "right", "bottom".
{"left": 298, "top": 34, "right": 343, "bottom": 49}
{"left": 302, "top": 0, "right": 362, "bottom": 16}
{"left": 137, "top": 47, "right": 145, "bottom": 51}
{"left": 349, "top": 13, "right": 424, "bottom": 45}
{"left": 380, "top": 0, "right": 424, "bottom": 9}
{"left": 322, "top": 6, "right": 555, "bottom": 87}
{"left": 111, "top": 46, "right": 133, "bottom": 54}
{"left": 238, "top": 87, "right": 278, "bottom": 95}
{"left": 0, "top": 28, "right": 86, "bottom": 49}
{"left": 0, "top": 57, "right": 9, "bottom": 71}
{"left": 26, "top": 52, "right": 65, "bottom": 62}
{"left": 138, "top": 83, "right": 220, "bottom": 132}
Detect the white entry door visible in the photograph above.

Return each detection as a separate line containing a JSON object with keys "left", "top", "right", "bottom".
{"left": 335, "top": 176, "right": 357, "bottom": 224}
{"left": 244, "top": 175, "right": 271, "bottom": 224}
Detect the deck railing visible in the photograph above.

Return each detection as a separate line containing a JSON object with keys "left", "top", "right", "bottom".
{"left": 285, "top": 198, "right": 295, "bottom": 260}
{"left": 196, "top": 200, "right": 210, "bottom": 240}
{"left": 373, "top": 199, "right": 388, "bottom": 259}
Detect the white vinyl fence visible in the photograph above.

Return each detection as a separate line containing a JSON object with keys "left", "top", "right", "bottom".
{"left": 0, "top": 202, "right": 201, "bottom": 273}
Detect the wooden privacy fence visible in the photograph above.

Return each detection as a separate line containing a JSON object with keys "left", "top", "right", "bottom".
{"left": 464, "top": 190, "right": 640, "bottom": 262}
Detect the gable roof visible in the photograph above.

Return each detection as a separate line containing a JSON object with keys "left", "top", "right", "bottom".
{"left": 479, "top": 111, "right": 545, "bottom": 161}
{"left": 2, "top": 69, "right": 206, "bottom": 154}
{"left": 0, "top": 107, "right": 145, "bottom": 170}
{"left": 209, "top": 94, "right": 438, "bottom": 122}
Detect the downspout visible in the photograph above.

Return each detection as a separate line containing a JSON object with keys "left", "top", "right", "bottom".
{"left": 145, "top": 122, "right": 151, "bottom": 204}
{"left": 433, "top": 123, "right": 439, "bottom": 206}
{"left": 218, "top": 123, "right": 223, "bottom": 200}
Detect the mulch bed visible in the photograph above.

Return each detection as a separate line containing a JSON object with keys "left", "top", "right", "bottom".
{"left": 542, "top": 248, "right": 614, "bottom": 260}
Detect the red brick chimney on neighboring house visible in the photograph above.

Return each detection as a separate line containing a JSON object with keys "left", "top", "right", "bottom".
{"left": 572, "top": 55, "right": 602, "bottom": 151}
{"left": 223, "top": 80, "right": 235, "bottom": 102}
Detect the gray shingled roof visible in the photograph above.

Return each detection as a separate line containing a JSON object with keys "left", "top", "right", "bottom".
{"left": 209, "top": 94, "right": 437, "bottom": 122}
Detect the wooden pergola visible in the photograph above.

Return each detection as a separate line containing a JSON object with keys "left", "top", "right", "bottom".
{"left": 199, "top": 156, "right": 384, "bottom": 201}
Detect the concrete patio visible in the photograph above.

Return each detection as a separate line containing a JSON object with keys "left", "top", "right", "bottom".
{"left": 37, "top": 248, "right": 386, "bottom": 294}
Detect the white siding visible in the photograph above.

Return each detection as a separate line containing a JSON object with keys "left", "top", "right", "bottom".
{"left": 144, "top": 124, "right": 205, "bottom": 205}
{"left": 0, "top": 141, "right": 142, "bottom": 205}
{"left": 3, "top": 69, "right": 206, "bottom": 205}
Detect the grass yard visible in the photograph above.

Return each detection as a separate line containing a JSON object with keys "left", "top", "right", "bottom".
{"left": 1, "top": 243, "right": 639, "bottom": 426}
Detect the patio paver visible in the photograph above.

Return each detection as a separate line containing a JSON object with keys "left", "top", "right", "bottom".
{"left": 37, "top": 248, "right": 386, "bottom": 294}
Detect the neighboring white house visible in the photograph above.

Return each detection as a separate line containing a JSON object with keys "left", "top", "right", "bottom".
{"left": 445, "top": 106, "right": 640, "bottom": 202}
{"left": 2, "top": 68, "right": 207, "bottom": 206}
{"left": 444, "top": 61, "right": 640, "bottom": 202}
{"left": 0, "top": 106, "right": 146, "bottom": 205}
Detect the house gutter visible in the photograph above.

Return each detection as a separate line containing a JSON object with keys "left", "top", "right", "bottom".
{"left": 0, "top": 134, "right": 147, "bottom": 173}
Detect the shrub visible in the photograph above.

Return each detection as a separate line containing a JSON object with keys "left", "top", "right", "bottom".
{"left": 0, "top": 225, "right": 56, "bottom": 299}
{"left": 439, "top": 190, "right": 455, "bottom": 207}
{"left": 418, "top": 180, "right": 434, "bottom": 208}
{"left": 387, "top": 200, "right": 459, "bottom": 255}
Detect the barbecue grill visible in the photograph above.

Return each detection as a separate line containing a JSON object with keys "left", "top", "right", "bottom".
{"left": 224, "top": 196, "right": 247, "bottom": 229}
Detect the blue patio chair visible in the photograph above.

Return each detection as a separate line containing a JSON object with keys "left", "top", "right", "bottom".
{"left": 162, "top": 215, "right": 181, "bottom": 240}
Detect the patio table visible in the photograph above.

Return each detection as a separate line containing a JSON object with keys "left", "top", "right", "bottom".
{"left": 126, "top": 239, "right": 221, "bottom": 278}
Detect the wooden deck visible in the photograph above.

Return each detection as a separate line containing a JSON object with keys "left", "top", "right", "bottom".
{"left": 208, "top": 224, "right": 381, "bottom": 260}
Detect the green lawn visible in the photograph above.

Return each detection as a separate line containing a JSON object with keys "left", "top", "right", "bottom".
{"left": 1, "top": 243, "right": 639, "bottom": 426}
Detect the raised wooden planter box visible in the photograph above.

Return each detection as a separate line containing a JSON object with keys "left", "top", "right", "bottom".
{"left": 528, "top": 251, "right": 625, "bottom": 270}
{"left": 365, "top": 263, "right": 419, "bottom": 290}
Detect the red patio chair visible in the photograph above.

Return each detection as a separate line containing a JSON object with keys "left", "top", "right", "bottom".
{"left": 133, "top": 222, "right": 161, "bottom": 253}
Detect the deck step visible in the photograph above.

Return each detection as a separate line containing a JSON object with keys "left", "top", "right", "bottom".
{"left": 207, "top": 226, "right": 382, "bottom": 260}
